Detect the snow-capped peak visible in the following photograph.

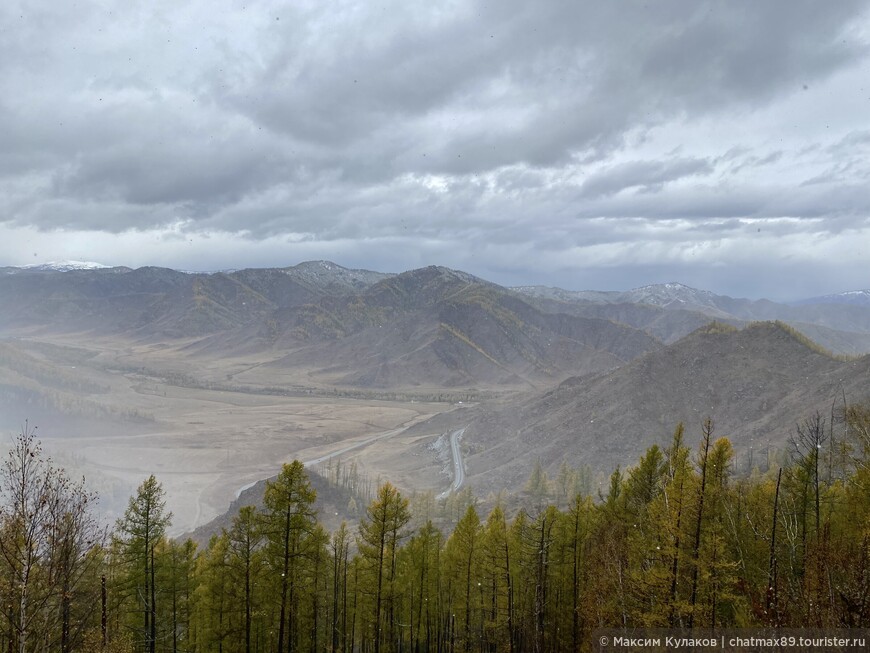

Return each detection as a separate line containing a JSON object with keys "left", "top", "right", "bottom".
{"left": 21, "top": 260, "right": 110, "bottom": 272}
{"left": 284, "top": 260, "right": 393, "bottom": 289}
{"left": 623, "top": 282, "right": 716, "bottom": 306}
{"left": 796, "top": 289, "right": 870, "bottom": 307}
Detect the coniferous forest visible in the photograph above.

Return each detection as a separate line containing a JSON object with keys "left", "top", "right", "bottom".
{"left": 2, "top": 405, "right": 870, "bottom": 653}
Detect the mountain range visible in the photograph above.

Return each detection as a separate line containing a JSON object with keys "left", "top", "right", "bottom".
{"left": 3, "top": 260, "right": 870, "bottom": 351}
{"left": 1, "top": 259, "right": 869, "bottom": 506}
{"left": 0, "top": 263, "right": 662, "bottom": 390}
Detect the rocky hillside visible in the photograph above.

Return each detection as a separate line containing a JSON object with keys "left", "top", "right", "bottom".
{"left": 461, "top": 321, "right": 870, "bottom": 493}
{"left": 0, "top": 261, "right": 389, "bottom": 337}
{"left": 224, "top": 266, "right": 663, "bottom": 390}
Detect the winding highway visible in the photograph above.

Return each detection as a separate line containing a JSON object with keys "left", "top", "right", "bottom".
{"left": 235, "top": 421, "right": 469, "bottom": 503}
{"left": 234, "top": 414, "right": 431, "bottom": 499}
{"left": 438, "top": 426, "right": 467, "bottom": 499}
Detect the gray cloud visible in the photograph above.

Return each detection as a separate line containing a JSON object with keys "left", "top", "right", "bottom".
{"left": 0, "top": 0, "right": 869, "bottom": 298}
{"left": 579, "top": 158, "right": 714, "bottom": 198}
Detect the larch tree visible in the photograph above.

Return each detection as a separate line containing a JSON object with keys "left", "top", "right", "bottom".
{"left": 397, "top": 519, "right": 441, "bottom": 653}
{"left": 688, "top": 419, "right": 714, "bottom": 629}
{"left": 113, "top": 475, "right": 172, "bottom": 653}
{"left": 262, "top": 461, "right": 317, "bottom": 653}
{"left": 330, "top": 522, "right": 351, "bottom": 653}
{"left": 443, "top": 505, "right": 481, "bottom": 653}
{"left": 357, "top": 482, "right": 410, "bottom": 653}
{"left": 227, "top": 505, "right": 263, "bottom": 653}
{"left": 194, "top": 533, "right": 232, "bottom": 652}
{"left": 480, "top": 505, "right": 513, "bottom": 653}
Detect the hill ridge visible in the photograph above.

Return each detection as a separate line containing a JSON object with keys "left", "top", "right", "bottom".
{"left": 460, "top": 316, "right": 868, "bottom": 495}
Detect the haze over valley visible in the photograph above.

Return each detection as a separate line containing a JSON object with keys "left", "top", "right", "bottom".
{"left": 6, "top": 2, "right": 870, "bottom": 647}
{"left": 2, "top": 260, "right": 868, "bottom": 534}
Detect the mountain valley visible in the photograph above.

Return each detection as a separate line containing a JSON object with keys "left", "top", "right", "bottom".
{"left": 1, "top": 261, "right": 868, "bottom": 534}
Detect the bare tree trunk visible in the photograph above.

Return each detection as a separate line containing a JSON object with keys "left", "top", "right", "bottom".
{"left": 571, "top": 501, "right": 581, "bottom": 653}
{"left": 504, "top": 536, "right": 514, "bottom": 653}
{"left": 688, "top": 419, "right": 713, "bottom": 629}
{"left": 766, "top": 468, "right": 782, "bottom": 626}
{"left": 278, "top": 503, "right": 292, "bottom": 653}
{"left": 150, "top": 544, "right": 157, "bottom": 653}
{"left": 342, "top": 548, "right": 348, "bottom": 653}
{"left": 102, "top": 575, "right": 107, "bottom": 648}
{"left": 668, "top": 474, "right": 684, "bottom": 628}
{"left": 332, "top": 542, "right": 340, "bottom": 653}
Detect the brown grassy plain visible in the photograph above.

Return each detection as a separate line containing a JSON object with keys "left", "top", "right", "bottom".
{"left": 0, "top": 333, "right": 459, "bottom": 535}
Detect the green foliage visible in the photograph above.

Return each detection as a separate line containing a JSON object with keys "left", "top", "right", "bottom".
{"left": 524, "top": 458, "right": 550, "bottom": 505}
{"left": 357, "top": 482, "right": 411, "bottom": 653}
{"left": 262, "top": 460, "right": 319, "bottom": 653}
{"left": 696, "top": 321, "right": 738, "bottom": 335}
{"left": 7, "top": 405, "right": 870, "bottom": 651}
{"left": 0, "top": 424, "right": 104, "bottom": 652}
{"left": 113, "top": 475, "right": 172, "bottom": 653}
{"left": 760, "top": 320, "right": 852, "bottom": 361}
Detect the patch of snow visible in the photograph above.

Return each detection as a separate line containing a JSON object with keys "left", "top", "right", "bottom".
{"left": 22, "top": 260, "right": 110, "bottom": 271}
{"left": 795, "top": 289, "right": 870, "bottom": 306}
{"left": 286, "top": 260, "right": 393, "bottom": 289}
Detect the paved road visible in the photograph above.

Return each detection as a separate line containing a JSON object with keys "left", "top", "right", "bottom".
{"left": 234, "top": 415, "right": 430, "bottom": 499}
{"left": 438, "top": 426, "right": 467, "bottom": 499}
{"left": 302, "top": 424, "right": 412, "bottom": 467}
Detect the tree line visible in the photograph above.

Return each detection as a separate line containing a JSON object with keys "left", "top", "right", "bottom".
{"left": 2, "top": 403, "right": 870, "bottom": 652}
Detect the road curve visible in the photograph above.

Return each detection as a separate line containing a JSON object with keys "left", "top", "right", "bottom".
{"left": 438, "top": 427, "right": 467, "bottom": 499}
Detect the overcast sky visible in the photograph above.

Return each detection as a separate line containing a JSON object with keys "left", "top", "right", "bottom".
{"left": 1, "top": 1, "right": 869, "bottom": 300}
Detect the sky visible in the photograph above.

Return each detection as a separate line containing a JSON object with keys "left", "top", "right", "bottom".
{"left": 1, "top": 1, "right": 870, "bottom": 301}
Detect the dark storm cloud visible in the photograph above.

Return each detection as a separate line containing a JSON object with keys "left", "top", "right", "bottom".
{"left": 209, "top": 0, "right": 867, "bottom": 180}
{"left": 1, "top": 0, "right": 869, "bottom": 297}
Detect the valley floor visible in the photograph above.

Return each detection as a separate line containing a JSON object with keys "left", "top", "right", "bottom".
{"left": 0, "top": 333, "right": 466, "bottom": 534}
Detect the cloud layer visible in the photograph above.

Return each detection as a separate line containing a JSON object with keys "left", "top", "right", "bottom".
{"left": 2, "top": 0, "right": 869, "bottom": 299}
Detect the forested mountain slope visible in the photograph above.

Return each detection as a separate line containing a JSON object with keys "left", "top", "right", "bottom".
{"left": 462, "top": 321, "right": 870, "bottom": 493}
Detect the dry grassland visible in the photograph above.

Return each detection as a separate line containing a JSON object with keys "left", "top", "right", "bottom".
{"left": 0, "top": 334, "right": 457, "bottom": 535}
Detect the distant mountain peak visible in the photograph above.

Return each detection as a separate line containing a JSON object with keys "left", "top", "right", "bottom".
{"left": 290, "top": 260, "right": 346, "bottom": 272}
{"left": 636, "top": 281, "right": 694, "bottom": 290}
{"left": 280, "top": 260, "right": 393, "bottom": 290}
{"left": 796, "top": 289, "right": 870, "bottom": 307}
{"left": 627, "top": 281, "right": 715, "bottom": 299}
{"left": 409, "top": 265, "right": 491, "bottom": 284}
{"left": 21, "top": 260, "right": 110, "bottom": 271}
